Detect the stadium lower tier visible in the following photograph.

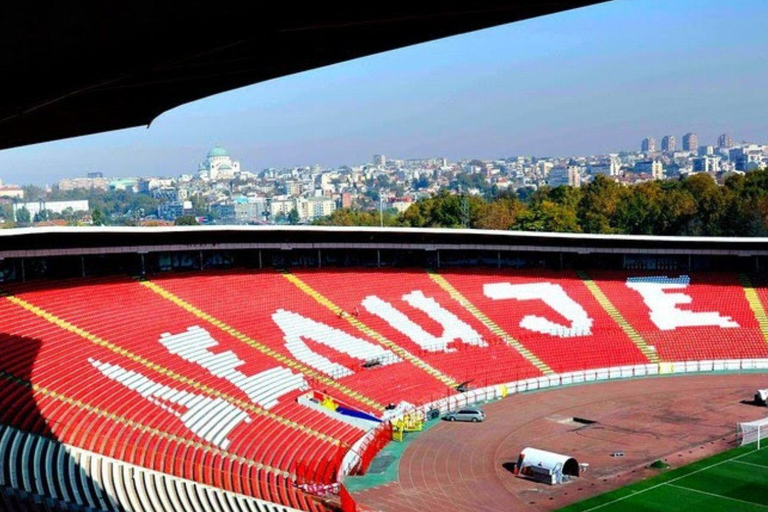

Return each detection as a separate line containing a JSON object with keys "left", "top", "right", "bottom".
{"left": 1, "top": 268, "right": 768, "bottom": 511}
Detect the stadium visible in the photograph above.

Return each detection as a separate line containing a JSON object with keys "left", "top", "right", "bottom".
{"left": 2, "top": 226, "right": 768, "bottom": 511}
{"left": 3, "top": 1, "right": 768, "bottom": 511}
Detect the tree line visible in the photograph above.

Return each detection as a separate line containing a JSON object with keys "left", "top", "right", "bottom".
{"left": 315, "top": 169, "right": 768, "bottom": 236}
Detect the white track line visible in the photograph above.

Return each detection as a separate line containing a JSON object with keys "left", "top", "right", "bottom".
{"left": 579, "top": 448, "right": 760, "bottom": 511}
{"left": 666, "top": 484, "right": 768, "bottom": 510}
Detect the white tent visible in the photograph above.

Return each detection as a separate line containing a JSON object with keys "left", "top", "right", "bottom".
{"left": 515, "top": 447, "right": 580, "bottom": 485}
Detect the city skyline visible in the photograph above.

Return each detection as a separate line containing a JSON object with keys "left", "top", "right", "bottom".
{"left": 0, "top": 0, "right": 767, "bottom": 185}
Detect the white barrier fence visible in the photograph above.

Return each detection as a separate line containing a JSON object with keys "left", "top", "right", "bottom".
{"left": 339, "top": 358, "right": 768, "bottom": 480}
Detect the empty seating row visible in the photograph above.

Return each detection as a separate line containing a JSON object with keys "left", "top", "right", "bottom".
{"left": 0, "top": 422, "right": 305, "bottom": 512}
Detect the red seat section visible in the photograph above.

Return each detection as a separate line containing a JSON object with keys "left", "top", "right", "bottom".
{"left": 437, "top": 269, "right": 650, "bottom": 373}
{"left": 0, "top": 278, "right": 355, "bottom": 511}
{"left": 152, "top": 270, "right": 455, "bottom": 406}
{"left": 590, "top": 271, "right": 768, "bottom": 361}
{"left": 293, "top": 268, "right": 542, "bottom": 386}
{"left": 12, "top": 276, "right": 360, "bottom": 442}
{"left": 3, "top": 268, "right": 768, "bottom": 512}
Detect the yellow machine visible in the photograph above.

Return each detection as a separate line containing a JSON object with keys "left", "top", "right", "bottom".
{"left": 392, "top": 411, "right": 425, "bottom": 442}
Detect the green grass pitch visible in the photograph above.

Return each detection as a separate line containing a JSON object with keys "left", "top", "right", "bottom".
{"left": 559, "top": 443, "right": 768, "bottom": 511}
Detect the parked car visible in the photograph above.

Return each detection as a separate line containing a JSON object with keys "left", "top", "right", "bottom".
{"left": 444, "top": 407, "right": 485, "bottom": 422}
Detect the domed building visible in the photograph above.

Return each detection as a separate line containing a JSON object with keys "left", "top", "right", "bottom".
{"left": 198, "top": 146, "right": 241, "bottom": 180}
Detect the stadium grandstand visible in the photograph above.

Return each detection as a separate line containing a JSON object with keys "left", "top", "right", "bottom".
{"left": 5, "top": 1, "right": 768, "bottom": 511}
{"left": 2, "top": 225, "right": 768, "bottom": 511}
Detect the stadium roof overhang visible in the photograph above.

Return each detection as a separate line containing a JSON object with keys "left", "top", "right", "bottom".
{"left": 2, "top": 226, "right": 768, "bottom": 259}
{"left": 1, "top": 1, "right": 608, "bottom": 151}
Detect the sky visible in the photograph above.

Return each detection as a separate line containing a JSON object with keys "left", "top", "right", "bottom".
{"left": 2, "top": 0, "right": 768, "bottom": 185}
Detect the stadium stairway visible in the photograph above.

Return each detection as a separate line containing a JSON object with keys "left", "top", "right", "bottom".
{"left": 434, "top": 268, "right": 653, "bottom": 373}
{"left": 588, "top": 270, "right": 768, "bottom": 362}
{"left": 145, "top": 270, "right": 458, "bottom": 406}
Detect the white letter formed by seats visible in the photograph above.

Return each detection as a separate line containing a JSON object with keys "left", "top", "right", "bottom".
{"left": 88, "top": 358, "right": 251, "bottom": 450}
{"left": 361, "top": 290, "right": 486, "bottom": 353}
{"left": 626, "top": 275, "right": 739, "bottom": 330}
{"left": 483, "top": 282, "right": 593, "bottom": 338}
{"left": 272, "top": 309, "right": 402, "bottom": 378}
{"left": 159, "top": 326, "right": 308, "bottom": 410}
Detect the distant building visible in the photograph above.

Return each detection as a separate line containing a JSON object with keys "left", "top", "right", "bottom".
{"left": 269, "top": 197, "right": 296, "bottom": 220}
{"left": 285, "top": 181, "right": 302, "bottom": 196}
{"left": 692, "top": 156, "right": 720, "bottom": 174}
{"left": 158, "top": 202, "right": 183, "bottom": 221}
{"left": 233, "top": 197, "right": 267, "bottom": 223}
{"left": 198, "top": 146, "right": 241, "bottom": 180}
{"left": 109, "top": 178, "right": 138, "bottom": 191}
{"left": 269, "top": 196, "right": 335, "bottom": 221}
{"left": 718, "top": 133, "right": 734, "bottom": 149}
{"left": 588, "top": 163, "right": 611, "bottom": 176}
{"left": 698, "top": 146, "right": 714, "bottom": 156}
{"left": 548, "top": 166, "right": 581, "bottom": 187}
{"left": 306, "top": 197, "right": 336, "bottom": 220}
{"left": 58, "top": 176, "right": 109, "bottom": 191}
{"left": 209, "top": 203, "right": 235, "bottom": 220}
{"left": 138, "top": 178, "right": 174, "bottom": 194}
{"left": 150, "top": 187, "right": 182, "bottom": 202}
{"left": 13, "top": 199, "right": 89, "bottom": 222}
{"left": 609, "top": 154, "right": 621, "bottom": 176}
{"left": 373, "top": 154, "right": 387, "bottom": 167}
{"left": 158, "top": 200, "right": 193, "bottom": 221}
{"left": 0, "top": 186, "right": 24, "bottom": 199}
{"left": 683, "top": 133, "right": 698, "bottom": 152}
{"left": 341, "top": 192, "right": 353, "bottom": 209}
{"left": 641, "top": 137, "right": 656, "bottom": 153}
{"left": 391, "top": 199, "right": 415, "bottom": 213}
{"left": 661, "top": 135, "right": 676, "bottom": 153}
{"left": 729, "top": 145, "right": 765, "bottom": 171}
{"left": 634, "top": 160, "right": 664, "bottom": 180}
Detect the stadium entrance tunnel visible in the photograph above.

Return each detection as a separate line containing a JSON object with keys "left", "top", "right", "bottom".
{"left": 516, "top": 447, "right": 580, "bottom": 485}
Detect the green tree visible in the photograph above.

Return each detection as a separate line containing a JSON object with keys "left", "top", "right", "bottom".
{"left": 514, "top": 200, "right": 581, "bottom": 233}
{"left": 682, "top": 173, "right": 725, "bottom": 235}
{"left": 91, "top": 206, "right": 106, "bottom": 226}
{"left": 287, "top": 208, "right": 300, "bottom": 225}
{"left": 174, "top": 215, "right": 199, "bottom": 226}
{"left": 474, "top": 197, "right": 525, "bottom": 230}
{"left": 614, "top": 181, "right": 664, "bottom": 235}
{"left": 22, "top": 185, "right": 45, "bottom": 201}
{"left": 15, "top": 206, "right": 31, "bottom": 225}
{"left": 578, "top": 175, "right": 626, "bottom": 233}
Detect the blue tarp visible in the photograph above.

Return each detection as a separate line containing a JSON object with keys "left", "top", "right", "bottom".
{"left": 336, "top": 406, "right": 381, "bottom": 423}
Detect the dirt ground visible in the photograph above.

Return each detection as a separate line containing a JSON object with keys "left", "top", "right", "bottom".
{"left": 352, "top": 373, "right": 768, "bottom": 512}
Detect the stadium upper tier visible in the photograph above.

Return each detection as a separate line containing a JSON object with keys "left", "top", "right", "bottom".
{"left": 2, "top": 267, "right": 768, "bottom": 511}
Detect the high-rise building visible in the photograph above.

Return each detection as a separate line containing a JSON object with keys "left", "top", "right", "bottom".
{"left": 683, "top": 133, "right": 698, "bottom": 152}
{"left": 661, "top": 135, "right": 676, "bottom": 153}
{"left": 718, "top": 133, "right": 734, "bottom": 148}
{"left": 373, "top": 154, "right": 386, "bottom": 167}
{"left": 641, "top": 137, "right": 656, "bottom": 153}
